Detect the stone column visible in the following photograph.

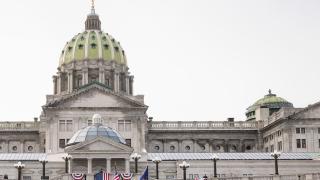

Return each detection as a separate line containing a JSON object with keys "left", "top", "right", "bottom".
{"left": 240, "top": 139, "right": 244, "bottom": 152}
{"left": 106, "top": 158, "right": 111, "bottom": 173}
{"left": 68, "top": 71, "right": 73, "bottom": 93}
{"left": 88, "top": 158, "right": 92, "bottom": 174}
{"left": 113, "top": 71, "right": 117, "bottom": 92}
{"left": 209, "top": 140, "right": 213, "bottom": 152}
{"left": 99, "top": 69, "right": 105, "bottom": 84}
{"left": 57, "top": 73, "right": 62, "bottom": 94}
{"left": 125, "top": 158, "right": 130, "bottom": 173}
{"left": 129, "top": 76, "right": 134, "bottom": 95}
{"left": 178, "top": 140, "right": 182, "bottom": 153}
{"left": 114, "top": 72, "right": 119, "bottom": 92}
{"left": 69, "top": 159, "right": 73, "bottom": 173}
{"left": 53, "top": 76, "right": 57, "bottom": 95}
{"left": 125, "top": 76, "right": 130, "bottom": 94}
{"left": 224, "top": 140, "right": 229, "bottom": 152}
{"left": 20, "top": 141, "right": 24, "bottom": 153}
{"left": 82, "top": 68, "right": 88, "bottom": 85}
{"left": 193, "top": 139, "right": 197, "bottom": 152}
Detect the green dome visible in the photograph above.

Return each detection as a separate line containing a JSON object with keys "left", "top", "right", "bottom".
{"left": 247, "top": 90, "right": 293, "bottom": 111}
{"left": 59, "top": 30, "right": 127, "bottom": 67}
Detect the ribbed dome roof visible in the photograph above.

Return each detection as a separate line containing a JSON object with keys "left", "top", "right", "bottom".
{"left": 247, "top": 90, "right": 293, "bottom": 111}
{"left": 67, "top": 124, "right": 126, "bottom": 146}
{"left": 59, "top": 30, "right": 127, "bottom": 67}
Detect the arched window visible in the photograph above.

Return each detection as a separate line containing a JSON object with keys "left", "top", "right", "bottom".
{"left": 91, "top": 43, "right": 97, "bottom": 49}
{"left": 78, "top": 44, "right": 84, "bottom": 49}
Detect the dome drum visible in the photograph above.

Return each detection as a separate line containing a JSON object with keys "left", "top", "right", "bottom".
{"left": 246, "top": 90, "right": 293, "bottom": 121}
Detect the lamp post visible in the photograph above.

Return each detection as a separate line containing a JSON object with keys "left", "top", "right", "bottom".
{"left": 131, "top": 153, "right": 141, "bottom": 173}
{"left": 212, "top": 154, "right": 219, "bottom": 178}
{"left": 62, "top": 154, "right": 72, "bottom": 173}
{"left": 179, "top": 161, "right": 190, "bottom": 180}
{"left": 39, "top": 157, "right": 48, "bottom": 180}
{"left": 271, "top": 151, "right": 281, "bottom": 175}
{"left": 14, "top": 161, "right": 25, "bottom": 180}
{"left": 152, "top": 157, "right": 162, "bottom": 179}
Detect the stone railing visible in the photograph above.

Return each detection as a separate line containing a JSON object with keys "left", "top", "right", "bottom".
{"left": 265, "top": 108, "right": 304, "bottom": 127}
{"left": 0, "top": 121, "right": 39, "bottom": 131}
{"left": 149, "top": 121, "right": 261, "bottom": 130}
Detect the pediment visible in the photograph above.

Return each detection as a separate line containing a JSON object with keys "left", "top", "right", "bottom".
{"left": 66, "top": 137, "right": 133, "bottom": 153}
{"left": 45, "top": 83, "right": 146, "bottom": 109}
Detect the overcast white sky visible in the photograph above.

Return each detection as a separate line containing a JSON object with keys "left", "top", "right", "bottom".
{"left": 0, "top": 0, "right": 319, "bottom": 122}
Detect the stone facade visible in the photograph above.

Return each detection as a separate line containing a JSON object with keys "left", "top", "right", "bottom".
{"left": 1, "top": 3, "right": 320, "bottom": 180}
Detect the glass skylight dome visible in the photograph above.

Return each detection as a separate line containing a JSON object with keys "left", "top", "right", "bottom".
{"left": 67, "top": 114, "right": 126, "bottom": 146}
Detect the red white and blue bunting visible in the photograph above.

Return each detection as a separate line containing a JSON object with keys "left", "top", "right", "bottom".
{"left": 113, "top": 174, "right": 121, "bottom": 180}
{"left": 120, "top": 173, "right": 133, "bottom": 180}
{"left": 72, "top": 173, "right": 86, "bottom": 180}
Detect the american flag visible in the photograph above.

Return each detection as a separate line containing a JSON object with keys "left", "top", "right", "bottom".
{"left": 94, "top": 171, "right": 110, "bottom": 180}
{"left": 102, "top": 171, "right": 110, "bottom": 180}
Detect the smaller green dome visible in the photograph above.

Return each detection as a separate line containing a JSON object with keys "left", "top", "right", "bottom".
{"left": 247, "top": 90, "right": 293, "bottom": 111}
{"left": 59, "top": 30, "right": 127, "bottom": 67}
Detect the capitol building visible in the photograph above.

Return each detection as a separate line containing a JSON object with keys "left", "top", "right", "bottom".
{"left": 0, "top": 3, "right": 320, "bottom": 180}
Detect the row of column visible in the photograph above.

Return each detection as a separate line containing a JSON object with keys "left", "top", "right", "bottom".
{"left": 70, "top": 158, "right": 130, "bottom": 174}
{"left": 54, "top": 70, "right": 133, "bottom": 95}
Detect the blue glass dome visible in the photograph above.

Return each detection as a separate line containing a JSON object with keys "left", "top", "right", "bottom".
{"left": 67, "top": 124, "right": 126, "bottom": 146}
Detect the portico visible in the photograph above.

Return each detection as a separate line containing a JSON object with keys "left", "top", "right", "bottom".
{"left": 64, "top": 118, "right": 134, "bottom": 175}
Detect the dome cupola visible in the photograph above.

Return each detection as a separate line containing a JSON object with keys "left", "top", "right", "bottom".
{"left": 85, "top": 1, "right": 101, "bottom": 30}
{"left": 246, "top": 90, "right": 293, "bottom": 121}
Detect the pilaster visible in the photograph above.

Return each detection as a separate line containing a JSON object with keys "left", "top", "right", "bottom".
{"left": 87, "top": 158, "right": 92, "bottom": 174}
{"left": 106, "top": 158, "right": 111, "bottom": 173}
{"left": 125, "top": 158, "right": 130, "bottom": 173}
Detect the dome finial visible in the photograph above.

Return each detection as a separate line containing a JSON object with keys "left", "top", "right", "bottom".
{"left": 268, "top": 89, "right": 272, "bottom": 94}
{"left": 92, "top": 114, "right": 102, "bottom": 126}
{"left": 91, "top": 0, "right": 96, "bottom": 14}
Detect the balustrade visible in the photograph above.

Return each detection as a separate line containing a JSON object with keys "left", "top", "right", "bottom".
{"left": 149, "top": 121, "right": 260, "bottom": 130}
{"left": 0, "top": 122, "right": 39, "bottom": 130}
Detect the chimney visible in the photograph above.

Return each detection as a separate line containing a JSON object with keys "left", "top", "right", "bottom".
{"left": 227, "top": 118, "right": 234, "bottom": 122}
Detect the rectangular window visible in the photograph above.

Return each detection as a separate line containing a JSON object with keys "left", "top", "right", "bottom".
{"left": 318, "top": 128, "right": 320, "bottom": 134}
{"left": 125, "top": 139, "right": 132, "bottom": 147}
{"left": 270, "top": 145, "right": 274, "bottom": 152}
{"left": 296, "top": 128, "right": 300, "bottom": 134}
{"left": 302, "top": 139, "right": 306, "bottom": 148}
{"left": 278, "top": 141, "right": 282, "bottom": 151}
{"left": 59, "top": 120, "right": 66, "bottom": 132}
{"left": 59, "top": 139, "right": 66, "bottom": 148}
{"left": 125, "top": 120, "right": 131, "bottom": 131}
{"left": 301, "top": 128, "right": 306, "bottom": 134}
{"left": 297, "top": 139, "right": 301, "bottom": 148}
{"left": 265, "top": 147, "right": 268, "bottom": 152}
{"left": 118, "top": 120, "right": 132, "bottom": 132}
{"left": 88, "top": 120, "right": 93, "bottom": 126}
{"left": 59, "top": 120, "right": 73, "bottom": 132}
{"left": 118, "top": 120, "right": 125, "bottom": 131}
{"left": 66, "top": 120, "right": 73, "bottom": 131}
{"left": 318, "top": 139, "right": 320, "bottom": 148}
